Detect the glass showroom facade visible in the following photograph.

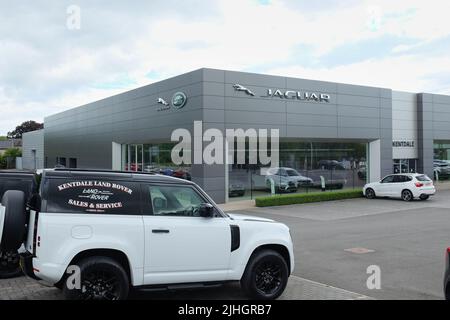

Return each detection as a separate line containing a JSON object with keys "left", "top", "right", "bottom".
{"left": 37, "top": 69, "right": 450, "bottom": 203}
{"left": 121, "top": 143, "right": 192, "bottom": 179}
{"left": 120, "top": 140, "right": 368, "bottom": 201}
{"left": 434, "top": 140, "right": 450, "bottom": 161}
{"left": 228, "top": 140, "right": 368, "bottom": 201}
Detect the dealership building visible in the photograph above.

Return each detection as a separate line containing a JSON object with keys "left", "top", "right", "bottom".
{"left": 25, "top": 68, "right": 450, "bottom": 203}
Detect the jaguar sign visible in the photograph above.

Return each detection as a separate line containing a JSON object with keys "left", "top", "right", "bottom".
{"left": 233, "top": 84, "right": 331, "bottom": 102}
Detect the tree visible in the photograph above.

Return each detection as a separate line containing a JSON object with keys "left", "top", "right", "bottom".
{"left": 7, "top": 120, "right": 43, "bottom": 139}
{"left": 0, "top": 148, "right": 22, "bottom": 169}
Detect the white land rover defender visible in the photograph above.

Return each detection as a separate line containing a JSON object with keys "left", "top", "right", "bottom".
{"left": 0, "top": 169, "right": 294, "bottom": 300}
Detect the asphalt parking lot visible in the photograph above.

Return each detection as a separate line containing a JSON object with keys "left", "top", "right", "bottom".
{"left": 236, "top": 190, "right": 450, "bottom": 300}
{"left": 1, "top": 189, "right": 450, "bottom": 300}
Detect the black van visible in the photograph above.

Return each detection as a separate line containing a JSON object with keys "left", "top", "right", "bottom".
{"left": 0, "top": 170, "right": 38, "bottom": 279}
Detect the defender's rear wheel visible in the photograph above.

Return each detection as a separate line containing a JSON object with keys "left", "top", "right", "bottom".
{"left": 241, "top": 249, "right": 288, "bottom": 300}
{"left": 0, "top": 191, "right": 27, "bottom": 251}
{"left": 63, "top": 256, "right": 129, "bottom": 300}
{"left": 420, "top": 194, "right": 429, "bottom": 201}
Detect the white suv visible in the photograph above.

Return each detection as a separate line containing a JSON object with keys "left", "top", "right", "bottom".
{"left": 0, "top": 169, "right": 294, "bottom": 300}
{"left": 363, "top": 173, "right": 435, "bottom": 201}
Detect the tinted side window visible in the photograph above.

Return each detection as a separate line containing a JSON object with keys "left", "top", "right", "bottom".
{"left": 381, "top": 175, "right": 394, "bottom": 183}
{"left": 0, "top": 178, "right": 34, "bottom": 200}
{"left": 143, "top": 184, "right": 206, "bottom": 217}
{"left": 46, "top": 178, "right": 140, "bottom": 215}
{"left": 394, "top": 175, "right": 412, "bottom": 183}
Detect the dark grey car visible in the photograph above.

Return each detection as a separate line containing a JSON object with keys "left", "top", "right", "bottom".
{"left": 0, "top": 170, "right": 38, "bottom": 279}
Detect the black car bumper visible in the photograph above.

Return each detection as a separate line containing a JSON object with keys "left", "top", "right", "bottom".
{"left": 19, "top": 252, "right": 41, "bottom": 281}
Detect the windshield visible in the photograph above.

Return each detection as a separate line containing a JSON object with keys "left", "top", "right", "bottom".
{"left": 286, "top": 169, "right": 300, "bottom": 176}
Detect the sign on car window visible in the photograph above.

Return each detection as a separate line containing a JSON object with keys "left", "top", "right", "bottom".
{"left": 47, "top": 179, "right": 140, "bottom": 214}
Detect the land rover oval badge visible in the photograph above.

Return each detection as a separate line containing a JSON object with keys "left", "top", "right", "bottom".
{"left": 172, "top": 92, "right": 187, "bottom": 109}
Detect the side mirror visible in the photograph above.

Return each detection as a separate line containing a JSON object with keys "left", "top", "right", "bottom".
{"left": 199, "top": 203, "right": 214, "bottom": 218}
{"left": 27, "top": 193, "right": 41, "bottom": 212}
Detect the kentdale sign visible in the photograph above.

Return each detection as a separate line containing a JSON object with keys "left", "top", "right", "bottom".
{"left": 392, "top": 140, "right": 415, "bottom": 148}
{"left": 233, "top": 83, "right": 331, "bottom": 102}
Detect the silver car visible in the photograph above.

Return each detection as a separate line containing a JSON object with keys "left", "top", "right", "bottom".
{"left": 265, "top": 167, "right": 313, "bottom": 191}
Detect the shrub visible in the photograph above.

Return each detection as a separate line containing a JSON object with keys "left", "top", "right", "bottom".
{"left": 255, "top": 189, "right": 363, "bottom": 207}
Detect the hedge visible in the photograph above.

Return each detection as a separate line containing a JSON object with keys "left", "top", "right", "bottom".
{"left": 255, "top": 189, "right": 364, "bottom": 207}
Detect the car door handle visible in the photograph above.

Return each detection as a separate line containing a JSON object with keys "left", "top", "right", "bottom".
{"left": 152, "top": 229, "right": 170, "bottom": 234}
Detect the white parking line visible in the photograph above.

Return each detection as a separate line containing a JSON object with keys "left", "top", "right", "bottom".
{"left": 283, "top": 275, "right": 374, "bottom": 300}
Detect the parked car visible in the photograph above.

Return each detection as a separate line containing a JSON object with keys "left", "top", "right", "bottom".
{"left": 309, "top": 161, "right": 347, "bottom": 189}
{"left": 363, "top": 173, "right": 435, "bottom": 201}
{"left": 433, "top": 160, "right": 450, "bottom": 179}
{"left": 357, "top": 166, "right": 366, "bottom": 179}
{"left": 444, "top": 247, "right": 450, "bottom": 300}
{"left": 0, "top": 170, "right": 38, "bottom": 279}
{"left": 0, "top": 168, "right": 294, "bottom": 300}
{"left": 172, "top": 169, "right": 191, "bottom": 181}
{"left": 228, "top": 182, "right": 245, "bottom": 197}
{"left": 159, "top": 168, "right": 174, "bottom": 176}
{"left": 265, "top": 167, "right": 312, "bottom": 192}
{"left": 317, "top": 160, "right": 346, "bottom": 170}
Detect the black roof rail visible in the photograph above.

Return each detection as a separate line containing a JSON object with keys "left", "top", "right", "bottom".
{"left": 53, "top": 168, "right": 157, "bottom": 175}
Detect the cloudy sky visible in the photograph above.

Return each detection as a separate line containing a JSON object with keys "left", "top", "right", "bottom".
{"left": 1, "top": 0, "right": 450, "bottom": 135}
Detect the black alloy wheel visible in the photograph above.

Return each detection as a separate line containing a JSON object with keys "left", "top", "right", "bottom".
{"left": 80, "top": 270, "right": 121, "bottom": 300}
{"left": 63, "top": 256, "right": 129, "bottom": 300}
{"left": 241, "top": 249, "right": 288, "bottom": 300}
{"left": 254, "top": 260, "right": 284, "bottom": 296}
{"left": 365, "top": 188, "right": 375, "bottom": 199}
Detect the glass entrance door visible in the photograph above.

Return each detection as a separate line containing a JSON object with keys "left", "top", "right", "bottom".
{"left": 125, "top": 144, "right": 143, "bottom": 172}
{"left": 393, "top": 159, "right": 417, "bottom": 173}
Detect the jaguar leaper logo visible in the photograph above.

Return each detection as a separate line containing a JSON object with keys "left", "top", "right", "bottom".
{"left": 172, "top": 92, "right": 187, "bottom": 109}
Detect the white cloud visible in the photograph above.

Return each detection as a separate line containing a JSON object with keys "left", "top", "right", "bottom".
{"left": 267, "top": 54, "right": 450, "bottom": 94}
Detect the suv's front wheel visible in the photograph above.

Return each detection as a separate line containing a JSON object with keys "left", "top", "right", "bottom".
{"left": 63, "top": 256, "right": 129, "bottom": 300}
{"left": 241, "top": 249, "right": 289, "bottom": 300}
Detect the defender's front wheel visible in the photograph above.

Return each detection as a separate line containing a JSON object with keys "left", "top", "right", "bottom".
{"left": 63, "top": 256, "right": 129, "bottom": 300}
{"left": 241, "top": 249, "right": 289, "bottom": 300}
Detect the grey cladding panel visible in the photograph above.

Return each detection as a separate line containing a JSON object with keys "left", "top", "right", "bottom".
{"left": 337, "top": 94, "right": 380, "bottom": 108}
{"left": 225, "top": 96, "right": 285, "bottom": 112}
{"left": 202, "top": 68, "right": 225, "bottom": 83}
{"left": 338, "top": 116, "right": 380, "bottom": 129}
{"left": 287, "top": 114, "right": 337, "bottom": 127}
{"left": 225, "top": 110, "right": 285, "bottom": 125}
{"left": 338, "top": 105, "right": 380, "bottom": 118}
{"left": 337, "top": 83, "right": 381, "bottom": 97}
{"left": 287, "top": 102, "right": 337, "bottom": 116}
